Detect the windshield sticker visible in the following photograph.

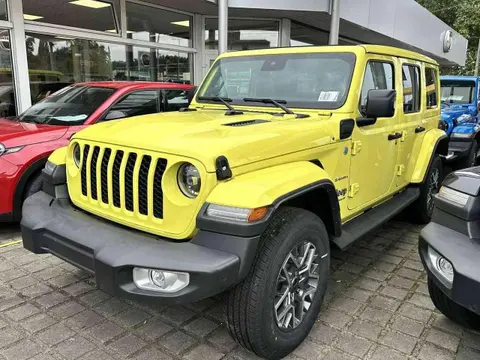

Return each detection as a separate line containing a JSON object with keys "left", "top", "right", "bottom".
{"left": 52, "top": 114, "right": 88, "bottom": 121}
{"left": 318, "top": 91, "right": 340, "bottom": 102}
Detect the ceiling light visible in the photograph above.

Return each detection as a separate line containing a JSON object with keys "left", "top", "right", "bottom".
{"left": 56, "top": 36, "right": 75, "bottom": 40}
{"left": 69, "top": 0, "right": 111, "bottom": 9}
{"left": 105, "top": 29, "right": 134, "bottom": 34}
{"left": 171, "top": 20, "right": 190, "bottom": 27}
{"left": 24, "top": 14, "right": 44, "bottom": 21}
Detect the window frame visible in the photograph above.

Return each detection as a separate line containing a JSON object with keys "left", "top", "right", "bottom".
{"left": 358, "top": 59, "right": 395, "bottom": 114}
{"left": 98, "top": 88, "right": 161, "bottom": 122}
{"left": 424, "top": 66, "right": 439, "bottom": 110}
{"left": 402, "top": 63, "right": 422, "bottom": 114}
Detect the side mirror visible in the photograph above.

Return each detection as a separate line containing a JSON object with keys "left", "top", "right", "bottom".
{"left": 357, "top": 89, "right": 396, "bottom": 127}
{"left": 104, "top": 110, "right": 127, "bottom": 121}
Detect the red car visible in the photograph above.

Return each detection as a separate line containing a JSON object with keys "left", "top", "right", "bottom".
{"left": 0, "top": 81, "right": 195, "bottom": 222}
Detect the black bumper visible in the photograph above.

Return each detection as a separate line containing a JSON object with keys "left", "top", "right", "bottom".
{"left": 445, "top": 138, "right": 474, "bottom": 163}
{"left": 419, "top": 222, "right": 480, "bottom": 315}
{"left": 21, "top": 192, "right": 260, "bottom": 305}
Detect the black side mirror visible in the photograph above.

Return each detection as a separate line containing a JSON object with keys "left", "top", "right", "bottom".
{"left": 104, "top": 110, "right": 127, "bottom": 121}
{"left": 357, "top": 89, "right": 396, "bottom": 127}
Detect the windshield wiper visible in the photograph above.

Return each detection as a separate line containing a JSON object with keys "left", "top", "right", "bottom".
{"left": 243, "top": 98, "right": 309, "bottom": 118}
{"left": 197, "top": 96, "right": 243, "bottom": 116}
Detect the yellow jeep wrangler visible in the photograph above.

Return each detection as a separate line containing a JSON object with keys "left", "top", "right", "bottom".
{"left": 21, "top": 45, "right": 447, "bottom": 359}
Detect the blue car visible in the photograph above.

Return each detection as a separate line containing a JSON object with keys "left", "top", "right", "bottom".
{"left": 441, "top": 75, "right": 480, "bottom": 168}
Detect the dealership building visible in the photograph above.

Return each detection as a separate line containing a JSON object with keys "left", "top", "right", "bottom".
{"left": 0, "top": 0, "right": 468, "bottom": 115}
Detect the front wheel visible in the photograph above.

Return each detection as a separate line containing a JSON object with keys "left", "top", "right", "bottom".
{"left": 428, "top": 277, "right": 480, "bottom": 330}
{"left": 225, "top": 207, "right": 330, "bottom": 360}
{"left": 409, "top": 155, "right": 442, "bottom": 224}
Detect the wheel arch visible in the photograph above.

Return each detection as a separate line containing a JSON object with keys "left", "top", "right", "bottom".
{"left": 12, "top": 157, "right": 48, "bottom": 221}
{"left": 411, "top": 130, "right": 448, "bottom": 184}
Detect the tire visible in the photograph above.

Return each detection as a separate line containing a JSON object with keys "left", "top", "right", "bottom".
{"left": 428, "top": 277, "right": 480, "bottom": 330}
{"left": 409, "top": 155, "right": 443, "bottom": 224}
{"left": 23, "top": 173, "right": 43, "bottom": 201}
{"left": 454, "top": 141, "right": 478, "bottom": 170}
{"left": 225, "top": 207, "right": 330, "bottom": 360}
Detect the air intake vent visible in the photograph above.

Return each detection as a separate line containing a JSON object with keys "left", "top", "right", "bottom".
{"left": 223, "top": 119, "right": 270, "bottom": 127}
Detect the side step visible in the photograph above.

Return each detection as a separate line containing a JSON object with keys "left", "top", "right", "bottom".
{"left": 332, "top": 187, "right": 420, "bottom": 250}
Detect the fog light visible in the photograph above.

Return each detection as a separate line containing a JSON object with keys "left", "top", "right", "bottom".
{"left": 133, "top": 268, "right": 189, "bottom": 293}
{"left": 428, "top": 247, "right": 454, "bottom": 284}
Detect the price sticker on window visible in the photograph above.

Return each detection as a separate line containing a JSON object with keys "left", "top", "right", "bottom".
{"left": 318, "top": 91, "right": 339, "bottom": 102}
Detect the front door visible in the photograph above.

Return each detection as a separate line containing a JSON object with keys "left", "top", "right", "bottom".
{"left": 348, "top": 56, "right": 400, "bottom": 210}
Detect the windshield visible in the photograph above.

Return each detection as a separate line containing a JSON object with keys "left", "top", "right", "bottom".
{"left": 197, "top": 52, "right": 356, "bottom": 110}
{"left": 441, "top": 80, "right": 476, "bottom": 105}
{"left": 18, "top": 85, "right": 116, "bottom": 125}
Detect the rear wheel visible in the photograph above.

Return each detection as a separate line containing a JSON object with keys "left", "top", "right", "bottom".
{"left": 409, "top": 155, "right": 442, "bottom": 224}
{"left": 428, "top": 277, "right": 480, "bottom": 330}
{"left": 225, "top": 207, "right": 330, "bottom": 360}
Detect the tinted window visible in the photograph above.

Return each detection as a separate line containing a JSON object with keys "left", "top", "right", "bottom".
{"left": 360, "top": 61, "right": 394, "bottom": 111}
{"left": 18, "top": 86, "right": 115, "bottom": 125}
{"left": 441, "top": 80, "right": 475, "bottom": 105}
{"left": 163, "top": 90, "right": 190, "bottom": 111}
{"left": 425, "top": 68, "right": 438, "bottom": 109}
{"left": 111, "top": 90, "right": 159, "bottom": 118}
{"left": 402, "top": 65, "right": 420, "bottom": 113}
{"left": 198, "top": 52, "right": 356, "bottom": 110}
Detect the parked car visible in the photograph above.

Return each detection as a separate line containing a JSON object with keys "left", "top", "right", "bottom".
{"left": 440, "top": 76, "right": 480, "bottom": 168}
{"left": 21, "top": 45, "right": 447, "bottom": 360}
{"left": 419, "top": 167, "right": 480, "bottom": 329}
{"left": 0, "top": 81, "right": 195, "bottom": 222}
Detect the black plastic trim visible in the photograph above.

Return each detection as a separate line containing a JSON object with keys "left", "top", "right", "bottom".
{"left": 42, "top": 164, "right": 66, "bottom": 186}
{"left": 339, "top": 119, "right": 355, "bottom": 139}
{"left": 12, "top": 157, "right": 48, "bottom": 221}
{"left": 196, "top": 179, "right": 341, "bottom": 238}
{"left": 0, "top": 212, "right": 14, "bottom": 222}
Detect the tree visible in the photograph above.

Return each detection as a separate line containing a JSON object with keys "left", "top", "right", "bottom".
{"left": 417, "top": 0, "right": 480, "bottom": 74}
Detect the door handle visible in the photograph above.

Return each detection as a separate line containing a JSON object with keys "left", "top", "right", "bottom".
{"left": 415, "top": 126, "right": 425, "bottom": 133}
{"left": 388, "top": 132, "right": 402, "bottom": 141}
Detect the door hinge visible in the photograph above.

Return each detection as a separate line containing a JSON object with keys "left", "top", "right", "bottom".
{"left": 400, "top": 130, "right": 407, "bottom": 142}
{"left": 349, "top": 183, "right": 360, "bottom": 198}
{"left": 396, "top": 164, "right": 405, "bottom": 176}
{"left": 351, "top": 141, "right": 362, "bottom": 155}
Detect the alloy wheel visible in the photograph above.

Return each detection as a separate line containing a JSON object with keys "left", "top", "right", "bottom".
{"left": 274, "top": 242, "right": 320, "bottom": 331}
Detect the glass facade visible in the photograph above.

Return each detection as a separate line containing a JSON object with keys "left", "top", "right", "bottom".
{"left": 205, "top": 18, "right": 279, "bottom": 51}
{"left": 22, "top": 0, "right": 118, "bottom": 33}
{"left": 0, "top": 30, "right": 15, "bottom": 116}
{"left": 126, "top": 2, "right": 192, "bottom": 47}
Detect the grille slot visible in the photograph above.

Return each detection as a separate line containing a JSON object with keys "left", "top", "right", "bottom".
{"left": 153, "top": 159, "right": 168, "bottom": 219}
{"left": 100, "top": 148, "right": 111, "bottom": 204}
{"left": 79, "top": 144, "right": 167, "bottom": 219}
{"left": 138, "top": 156, "right": 151, "bottom": 215}
{"left": 112, "top": 151, "right": 124, "bottom": 207}
{"left": 81, "top": 145, "right": 90, "bottom": 196}
{"left": 124, "top": 153, "right": 137, "bottom": 212}
{"left": 90, "top": 146, "right": 100, "bottom": 200}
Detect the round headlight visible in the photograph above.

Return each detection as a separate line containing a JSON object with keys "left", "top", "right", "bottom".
{"left": 177, "top": 163, "right": 201, "bottom": 198}
{"left": 73, "top": 144, "right": 81, "bottom": 167}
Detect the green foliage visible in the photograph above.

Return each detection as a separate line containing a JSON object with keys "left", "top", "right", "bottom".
{"left": 417, "top": 0, "right": 480, "bottom": 74}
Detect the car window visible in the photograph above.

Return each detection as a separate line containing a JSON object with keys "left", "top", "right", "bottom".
{"left": 360, "top": 61, "right": 394, "bottom": 113}
{"left": 163, "top": 90, "right": 190, "bottom": 112}
{"left": 110, "top": 90, "right": 159, "bottom": 118}
{"left": 17, "top": 86, "right": 115, "bottom": 125}
{"left": 402, "top": 64, "right": 421, "bottom": 113}
{"left": 425, "top": 68, "right": 438, "bottom": 109}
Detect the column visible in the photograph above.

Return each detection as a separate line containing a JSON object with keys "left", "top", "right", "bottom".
{"left": 218, "top": 0, "right": 228, "bottom": 54}
{"left": 328, "top": 0, "right": 340, "bottom": 45}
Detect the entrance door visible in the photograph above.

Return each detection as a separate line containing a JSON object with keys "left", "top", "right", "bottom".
{"left": 203, "top": 51, "right": 219, "bottom": 78}
{"left": 347, "top": 56, "right": 400, "bottom": 210}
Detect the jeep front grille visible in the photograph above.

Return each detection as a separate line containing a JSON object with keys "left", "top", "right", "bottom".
{"left": 79, "top": 144, "right": 167, "bottom": 219}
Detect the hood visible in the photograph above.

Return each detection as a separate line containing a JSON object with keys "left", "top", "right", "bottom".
{"left": 0, "top": 118, "right": 68, "bottom": 147}
{"left": 73, "top": 110, "right": 337, "bottom": 172}
{"left": 441, "top": 108, "right": 469, "bottom": 120}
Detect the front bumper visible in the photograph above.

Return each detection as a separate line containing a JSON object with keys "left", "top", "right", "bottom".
{"left": 419, "top": 222, "right": 480, "bottom": 315}
{"left": 444, "top": 138, "right": 474, "bottom": 163}
{"left": 21, "top": 191, "right": 260, "bottom": 304}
